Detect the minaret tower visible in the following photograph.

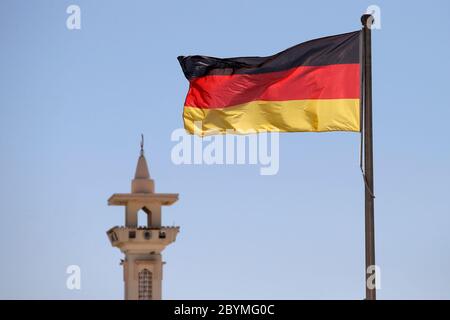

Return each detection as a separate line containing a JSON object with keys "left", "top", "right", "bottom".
{"left": 107, "top": 136, "right": 179, "bottom": 300}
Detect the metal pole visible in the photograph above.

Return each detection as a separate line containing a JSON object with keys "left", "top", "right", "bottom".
{"left": 361, "top": 14, "right": 376, "bottom": 300}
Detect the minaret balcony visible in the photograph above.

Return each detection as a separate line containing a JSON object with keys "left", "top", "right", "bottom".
{"left": 107, "top": 226, "right": 180, "bottom": 251}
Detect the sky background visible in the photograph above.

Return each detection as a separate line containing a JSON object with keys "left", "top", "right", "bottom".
{"left": 1, "top": 0, "right": 449, "bottom": 299}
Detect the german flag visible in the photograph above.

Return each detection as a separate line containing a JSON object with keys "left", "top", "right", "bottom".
{"left": 178, "top": 31, "right": 361, "bottom": 136}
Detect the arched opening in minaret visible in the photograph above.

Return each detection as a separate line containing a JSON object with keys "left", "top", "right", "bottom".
{"left": 138, "top": 206, "right": 152, "bottom": 228}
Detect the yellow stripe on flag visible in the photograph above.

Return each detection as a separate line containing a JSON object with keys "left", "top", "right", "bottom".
{"left": 183, "top": 99, "right": 360, "bottom": 135}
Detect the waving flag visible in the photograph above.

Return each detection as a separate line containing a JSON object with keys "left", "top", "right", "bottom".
{"left": 178, "top": 31, "right": 361, "bottom": 135}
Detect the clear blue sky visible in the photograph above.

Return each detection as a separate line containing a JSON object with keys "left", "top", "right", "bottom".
{"left": 1, "top": 0, "right": 449, "bottom": 299}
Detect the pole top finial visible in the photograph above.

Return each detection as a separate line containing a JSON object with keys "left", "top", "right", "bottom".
{"left": 140, "top": 134, "right": 144, "bottom": 156}
{"left": 361, "top": 14, "right": 374, "bottom": 28}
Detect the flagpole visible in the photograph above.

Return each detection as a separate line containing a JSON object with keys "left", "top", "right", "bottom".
{"left": 361, "top": 14, "right": 376, "bottom": 300}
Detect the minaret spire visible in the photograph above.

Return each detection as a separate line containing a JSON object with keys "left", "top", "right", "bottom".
{"left": 133, "top": 135, "right": 153, "bottom": 192}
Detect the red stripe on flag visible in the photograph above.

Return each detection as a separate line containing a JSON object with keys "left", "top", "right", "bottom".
{"left": 184, "top": 63, "right": 360, "bottom": 109}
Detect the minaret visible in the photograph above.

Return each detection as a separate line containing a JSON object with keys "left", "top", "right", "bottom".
{"left": 107, "top": 136, "right": 179, "bottom": 300}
